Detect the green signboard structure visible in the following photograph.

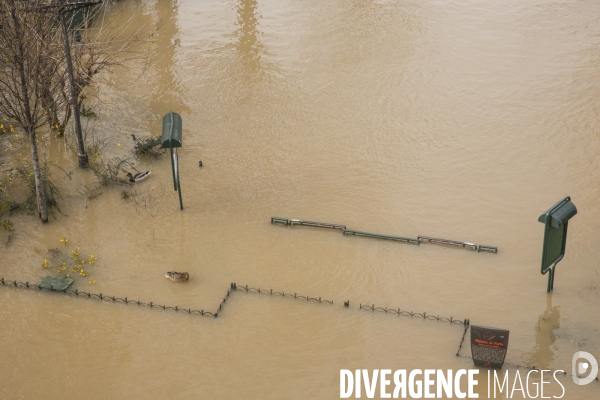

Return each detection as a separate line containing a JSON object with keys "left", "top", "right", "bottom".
{"left": 162, "top": 111, "right": 183, "bottom": 210}
{"left": 538, "top": 197, "right": 577, "bottom": 292}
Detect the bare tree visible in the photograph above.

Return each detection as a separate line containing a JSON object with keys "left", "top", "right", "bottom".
{"left": 0, "top": 0, "right": 67, "bottom": 222}
{"left": 74, "top": 2, "right": 160, "bottom": 90}
{"left": 47, "top": 1, "right": 163, "bottom": 132}
{"left": 0, "top": 1, "right": 165, "bottom": 223}
{"left": 44, "top": 1, "right": 165, "bottom": 161}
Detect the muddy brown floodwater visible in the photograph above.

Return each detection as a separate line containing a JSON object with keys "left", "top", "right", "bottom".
{"left": 1, "top": 0, "right": 600, "bottom": 398}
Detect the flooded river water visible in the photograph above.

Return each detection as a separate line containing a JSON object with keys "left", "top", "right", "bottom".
{"left": 1, "top": 0, "right": 600, "bottom": 398}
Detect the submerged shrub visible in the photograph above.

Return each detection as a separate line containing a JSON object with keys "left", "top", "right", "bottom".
{"left": 131, "top": 134, "right": 164, "bottom": 158}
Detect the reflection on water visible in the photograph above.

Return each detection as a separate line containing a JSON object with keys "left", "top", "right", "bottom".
{"left": 235, "top": 0, "right": 262, "bottom": 70}
{"left": 524, "top": 294, "right": 561, "bottom": 369}
{"left": 148, "top": 0, "right": 188, "bottom": 118}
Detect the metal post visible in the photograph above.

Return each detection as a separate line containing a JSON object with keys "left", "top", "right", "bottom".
{"left": 168, "top": 111, "right": 177, "bottom": 191}
{"left": 60, "top": 9, "right": 88, "bottom": 168}
{"left": 547, "top": 265, "right": 556, "bottom": 293}
{"left": 168, "top": 111, "right": 182, "bottom": 210}
{"left": 175, "top": 148, "right": 183, "bottom": 210}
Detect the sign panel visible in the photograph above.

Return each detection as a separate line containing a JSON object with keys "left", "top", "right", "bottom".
{"left": 540, "top": 224, "right": 567, "bottom": 274}
{"left": 538, "top": 197, "right": 576, "bottom": 275}
{"left": 471, "top": 325, "right": 509, "bottom": 369}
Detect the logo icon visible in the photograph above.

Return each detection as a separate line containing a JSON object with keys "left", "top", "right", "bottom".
{"left": 572, "top": 351, "right": 598, "bottom": 385}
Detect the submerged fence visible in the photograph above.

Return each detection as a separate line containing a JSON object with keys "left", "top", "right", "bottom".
{"left": 1, "top": 277, "right": 227, "bottom": 318}
{"left": 358, "top": 303, "right": 468, "bottom": 325}
{"left": 272, "top": 217, "right": 498, "bottom": 254}
{"left": 231, "top": 283, "right": 334, "bottom": 304}
{"left": 5, "top": 276, "right": 592, "bottom": 383}
{"left": 0, "top": 278, "right": 468, "bottom": 329}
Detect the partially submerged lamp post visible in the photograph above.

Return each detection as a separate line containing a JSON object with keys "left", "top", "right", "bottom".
{"left": 161, "top": 111, "right": 183, "bottom": 210}
{"left": 538, "top": 197, "right": 577, "bottom": 292}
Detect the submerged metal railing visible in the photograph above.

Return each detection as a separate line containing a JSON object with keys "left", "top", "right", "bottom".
{"left": 271, "top": 217, "right": 346, "bottom": 230}
{"left": 0, "top": 278, "right": 468, "bottom": 329}
{"left": 344, "top": 230, "right": 420, "bottom": 245}
{"left": 289, "top": 219, "right": 346, "bottom": 230}
{"left": 271, "top": 216, "right": 498, "bottom": 253}
{"left": 418, "top": 236, "right": 498, "bottom": 253}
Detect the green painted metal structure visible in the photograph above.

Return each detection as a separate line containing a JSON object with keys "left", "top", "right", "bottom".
{"left": 344, "top": 229, "right": 420, "bottom": 245}
{"left": 271, "top": 216, "right": 498, "bottom": 252}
